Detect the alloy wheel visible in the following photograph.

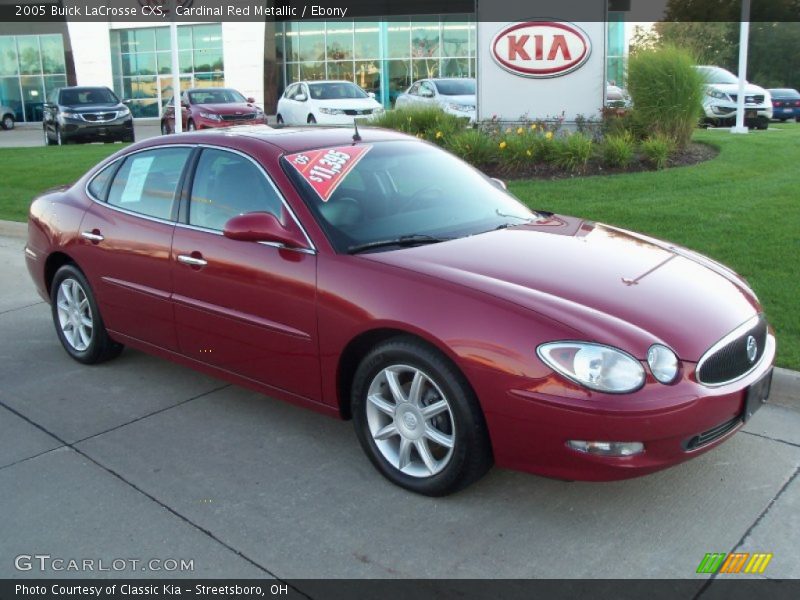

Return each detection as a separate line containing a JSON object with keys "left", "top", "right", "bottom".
{"left": 56, "top": 278, "right": 93, "bottom": 352}
{"left": 365, "top": 364, "right": 455, "bottom": 478}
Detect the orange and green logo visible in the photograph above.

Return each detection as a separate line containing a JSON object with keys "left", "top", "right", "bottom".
{"left": 696, "top": 552, "right": 773, "bottom": 574}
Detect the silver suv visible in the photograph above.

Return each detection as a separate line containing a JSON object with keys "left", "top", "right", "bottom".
{"left": 696, "top": 66, "right": 772, "bottom": 130}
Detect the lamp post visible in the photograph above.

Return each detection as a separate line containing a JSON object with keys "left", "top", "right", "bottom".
{"left": 170, "top": 1, "right": 182, "bottom": 133}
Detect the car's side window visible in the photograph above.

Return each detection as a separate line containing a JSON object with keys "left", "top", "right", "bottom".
{"left": 188, "top": 149, "right": 283, "bottom": 231}
{"left": 87, "top": 160, "right": 119, "bottom": 201}
{"left": 420, "top": 81, "right": 435, "bottom": 96}
{"left": 408, "top": 82, "right": 420, "bottom": 95}
{"left": 106, "top": 147, "right": 191, "bottom": 221}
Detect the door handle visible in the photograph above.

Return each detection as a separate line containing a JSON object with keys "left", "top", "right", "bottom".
{"left": 177, "top": 254, "right": 208, "bottom": 267}
{"left": 81, "top": 230, "right": 104, "bottom": 243}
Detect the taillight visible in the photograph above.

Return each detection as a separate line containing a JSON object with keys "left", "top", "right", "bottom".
{"left": 773, "top": 100, "right": 781, "bottom": 107}
{"left": 795, "top": 100, "right": 800, "bottom": 107}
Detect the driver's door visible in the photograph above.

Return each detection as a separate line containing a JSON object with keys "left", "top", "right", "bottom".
{"left": 171, "top": 147, "right": 320, "bottom": 400}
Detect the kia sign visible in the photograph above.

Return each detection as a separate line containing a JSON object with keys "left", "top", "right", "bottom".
{"left": 491, "top": 22, "right": 592, "bottom": 78}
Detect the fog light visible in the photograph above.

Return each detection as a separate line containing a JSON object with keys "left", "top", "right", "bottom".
{"left": 567, "top": 440, "right": 644, "bottom": 457}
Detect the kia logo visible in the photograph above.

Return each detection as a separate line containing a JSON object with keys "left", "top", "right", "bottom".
{"left": 491, "top": 21, "right": 591, "bottom": 78}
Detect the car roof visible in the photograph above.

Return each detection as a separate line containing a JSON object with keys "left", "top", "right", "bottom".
{"left": 768, "top": 88, "right": 799, "bottom": 95}
{"left": 147, "top": 124, "right": 412, "bottom": 155}
{"left": 294, "top": 80, "right": 361, "bottom": 85}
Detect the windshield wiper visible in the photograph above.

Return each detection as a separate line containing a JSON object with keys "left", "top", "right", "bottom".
{"left": 347, "top": 234, "right": 451, "bottom": 254}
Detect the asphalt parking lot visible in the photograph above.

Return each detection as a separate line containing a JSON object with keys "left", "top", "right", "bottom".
{"left": 0, "top": 237, "right": 799, "bottom": 586}
{"left": 0, "top": 120, "right": 162, "bottom": 148}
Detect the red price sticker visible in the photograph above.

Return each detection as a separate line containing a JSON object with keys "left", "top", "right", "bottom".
{"left": 286, "top": 145, "right": 372, "bottom": 202}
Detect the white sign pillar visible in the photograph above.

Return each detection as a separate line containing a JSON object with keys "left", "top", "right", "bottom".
{"left": 170, "top": 3, "right": 182, "bottom": 133}
{"left": 731, "top": 0, "right": 751, "bottom": 134}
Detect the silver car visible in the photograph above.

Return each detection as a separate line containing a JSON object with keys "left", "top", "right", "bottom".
{"left": 1, "top": 105, "right": 14, "bottom": 130}
{"left": 395, "top": 78, "right": 476, "bottom": 121}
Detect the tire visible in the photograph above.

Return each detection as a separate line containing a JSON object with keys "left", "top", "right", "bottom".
{"left": 50, "top": 264, "right": 123, "bottom": 365}
{"left": 796, "top": 116, "right": 800, "bottom": 123}
{"left": 1, "top": 113, "right": 14, "bottom": 130}
{"left": 276, "top": 114, "right": 284, "bottom": 125}
{"left": 123, "top": 131, "right": 135, "bottom": 143}
{"left": 351, "top": 336, "right": 493, "bottom": 496}
{"left": 757, "top": 117, "right": 769, "bottom": 130}
{"left": 307, "top": 114, "right": 316, "bottom": 124}
{"left": 187, "top": 120, "right": 196, "bottom": 131}
{"left": 161, "top": 121, "right": 170, "bottom": 135}
{"left": 779, "top": 118, "right": 787, "bottom": 123}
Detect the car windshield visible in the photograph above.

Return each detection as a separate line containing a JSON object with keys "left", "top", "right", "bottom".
{"left": 434, "top": 79, "right": 476, "bottom": 96}
{"left": 770, "top": 89, "right": 800, "bottom": 98}
{"left": 282, "top": 141, "right": 538, "bottom": 253}
{"left": 188, "top": 89, "right": 247, "bottom": 104}
{"left": 697, "top": 67, "right": 739, "bottom": 85}
{"left": 59, "top": 88, "right": 118, "bottom": 105}
{"left": 308, "top": 82, "right": 369, "bottom": 100}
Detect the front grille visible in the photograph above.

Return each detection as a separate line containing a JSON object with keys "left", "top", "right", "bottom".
{"left": 729, "top": 94, "right": 765, "bottom": 104}
{"left": 220, "top": 113, "right": 256, "bottom": 121}
{"left": 343, "top": 109, "right": 373, "bottom": 116}
{"left": 82, "top": 112, "right": 116, "bottom": 122}
{"left": 684, "top": 416, "right": 741, "bottom": 450}
{"left": 696, "top": 315, "right": 768, "bottom": 386}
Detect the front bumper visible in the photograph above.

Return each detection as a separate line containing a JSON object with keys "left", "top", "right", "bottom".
{"left": 195, "top": 115, "right": 268, "bottom": 129}
{"left": 484, "top": 333, "right": 776, "bottom": 481}
{"left": 311, "top": 111, "right": 384, "bottom": 125}
{"left": 702, "top": 101, "right": 773, "bottom": 122}
{"left": 60, "top": 116, "right": 133, "bottom": 140}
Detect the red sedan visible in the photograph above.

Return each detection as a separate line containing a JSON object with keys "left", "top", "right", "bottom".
{"left": 25, "top": 125, "right": 775, "bottom": 495}
{"left": 160, "top": 88, "right": 267, "bottom": 133}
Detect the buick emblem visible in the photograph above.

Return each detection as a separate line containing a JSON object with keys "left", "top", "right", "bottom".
{"left": 746, "top": 335, "right": 758, "bottom": 363}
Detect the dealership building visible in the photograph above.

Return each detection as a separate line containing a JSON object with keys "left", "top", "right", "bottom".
{"left": 0, "top": 7, "right": 627, "bottom": 123}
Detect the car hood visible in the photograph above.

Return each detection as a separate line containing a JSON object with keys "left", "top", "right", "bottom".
{"left": 312, "top": 98, "right": 382, "bottom": 109}
{"left": 63, "top": 104, "right": 124, "bottom": 112}
{"left": 193, "top": 103, "right": 258, "bottom": 114}
{"left": 363, "top": 216, "right": 760, "bottom": 360}
{"left": 439, "top": 95, "right": 476, "bottom": 107}
{"left": 707, "top": 83, "right": 768, "bottom": 96}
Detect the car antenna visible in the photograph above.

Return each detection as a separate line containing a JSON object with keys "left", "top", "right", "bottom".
{"left": 352, "top": 119, "right": 361, "bottom": 143}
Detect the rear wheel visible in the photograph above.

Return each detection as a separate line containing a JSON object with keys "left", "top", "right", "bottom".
{"left": 50, "top": 264, "right": 123, "bottom": 364}
{"left": 276, "top": 114, "right": 284, "bottom": 125}
{"left": 756, "top": 116, "right": 769, "bottom": 130}
{"left": 352, "top": 337, "right": 493, "bottom": 496}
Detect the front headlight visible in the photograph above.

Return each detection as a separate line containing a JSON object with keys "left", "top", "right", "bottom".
{"left": 118, "top": 106, "right": 130, "bottom": 117}
{"left": 537, "top": 342, "right": 645, "bottom": 394}
{"left": 60, "top": 111, "right": 79, "bottom": 119}
{"left": 319, "top": 107, "right": 345, "bottom": 115}
{"left": 447, "top": 103, "right": 474, "bottom": 113}
{"left": 199, "top": 111, "right": 222, "bottom": 121}
{"left": 706, "top": 88, "right": 730, "bottom": 101}
{"left": 647, "top": 344, "right": 679, "bottom": 384}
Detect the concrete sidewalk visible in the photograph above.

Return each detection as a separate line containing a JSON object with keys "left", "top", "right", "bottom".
{"left": 0, "top": 233, "right": 798, "bottom": 587}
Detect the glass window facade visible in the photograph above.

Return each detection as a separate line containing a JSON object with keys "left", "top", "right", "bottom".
{"left": 110, "top": 24, "right": 224, "bottom": 118}
{"left": 606, "top": 13, "right": 626, "bottom": 87}
{"left": 0, "top": 34, "right": 66, "bottom": 122}
{"left": 277, "top": 16, "right": 475, "bottom": 108}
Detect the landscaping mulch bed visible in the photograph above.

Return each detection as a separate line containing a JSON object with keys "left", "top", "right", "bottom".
{"left": 487, "top": 141, "right": 719, "bottom": 181}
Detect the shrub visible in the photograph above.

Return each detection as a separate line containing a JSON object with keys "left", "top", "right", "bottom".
{"left": 601, "top": 132, "right": 635, "bottom": 168}
{"left": 371, "top": 106, "right": 468, "bottom": 139}
{"left": 445, "top": 129, "right": 499, "bottom": 169}
{"left": 641, "top": 134, "right": 676, "bottom": 169}
{"left": 626, "top": 44, "right": 704, "bottom": 148}
{"left": 554, "top": 132, "right": 594, "bottom": 172}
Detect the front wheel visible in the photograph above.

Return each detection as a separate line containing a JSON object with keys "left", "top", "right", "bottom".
{"left": 307, "top": 114, "right": 316, "bottom": 124}
{"left": 1, "top": 114, "right": 14, "bottom": 130}
{"left": 352, "top": 337, "right": 492, "bottom": 496}
{"left": 51, "top": 265, "right": 123, "bottom": 364}
{"left": 187, "top": 120, "right": 196, "bottom": 131}
{"left": 161, "top": 121, "right": 170, "bottom": 135}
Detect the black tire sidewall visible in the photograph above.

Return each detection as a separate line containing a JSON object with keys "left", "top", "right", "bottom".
{"left": 50, "top": 265, "right": 114, "bottom": 364}
{"left": 352, "top": 338, "right": 491, "bottom": 496}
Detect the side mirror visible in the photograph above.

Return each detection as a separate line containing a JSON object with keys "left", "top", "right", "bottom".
{"left": 223, "top": 212, "right": 307, "bottom": 248}
{"left": 295, "top": 93, "right": 307, "bottom": 102}
{"left": 368, "top": 91, "right": 376, "bottom": 99}
{"left": 122, "top": 99, "right": 131, "bottom": 105}
{"left": 247, "top": 96, "right": 255, "bottom": 103}
{"left": 490, "top": 177, "right": 507, "bottom": 190}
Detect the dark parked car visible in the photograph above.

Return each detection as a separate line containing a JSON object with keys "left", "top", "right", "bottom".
{"left": 768, "top": 88, "right": 800, "bottom": 122}
{"left": 160, "top": 87, "right": 267, "bottom": 134}
{"left": 26, "top": 126, "right": 774, "bottom": 496}
{"left": 43, "top": 86, "right": 134, "bottom": 145}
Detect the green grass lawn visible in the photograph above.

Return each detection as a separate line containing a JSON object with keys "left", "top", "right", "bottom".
{"left": 1, "top": 126, "right": 798, "bottom": 369}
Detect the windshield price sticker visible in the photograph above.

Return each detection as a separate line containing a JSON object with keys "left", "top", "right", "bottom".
{"left": 287, "top": 145, "right": 371, "bottom": 201}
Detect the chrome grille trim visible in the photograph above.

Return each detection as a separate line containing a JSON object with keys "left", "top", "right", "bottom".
{"left": 696, "top": 314, "right": 767, "bottom": 387}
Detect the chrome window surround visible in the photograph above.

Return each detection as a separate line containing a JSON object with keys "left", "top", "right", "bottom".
{"left": 695, "top": 314, "right": 768, "bottom": 388}
{"left": 84, "top": 143, "right": 317, "bottom": 255}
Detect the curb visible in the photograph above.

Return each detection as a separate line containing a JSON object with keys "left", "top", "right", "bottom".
{"left": 0, "top": 219, "right": 26, "bottom": 238}
{"left": 0, "top": 217, "right": 798, "bottom": 411}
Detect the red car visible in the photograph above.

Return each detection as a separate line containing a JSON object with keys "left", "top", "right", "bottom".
{"left": 25, "top": 126, "right": 775, "bottom": 496}
{"left": 160, "top": 88, "right": 267, "bottom": 133}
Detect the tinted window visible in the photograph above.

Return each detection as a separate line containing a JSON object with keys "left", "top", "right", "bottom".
{"left": 189, "top": 149, "right": 283, "bottom": 231}
{"left": 87, "top": 161, "right": 119, "bottom": 201}
{"left": 308, "top": 82, "right": 368, "bottom": 100}
{"left": 434, "top": 79, "right": 475, "bottom": 96}
{"left": 107, "top": 147, "right": 191, "bottom": 220}
{"left": 59, "top": 87, "right": 119, "bottom": 105}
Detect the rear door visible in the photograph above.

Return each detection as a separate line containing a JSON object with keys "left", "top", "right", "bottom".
{"left": 170, "top": 147, "right": 320, "bottom": 400}
{"left": 75, "top": 145, "right": 194, "bottom": 350}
